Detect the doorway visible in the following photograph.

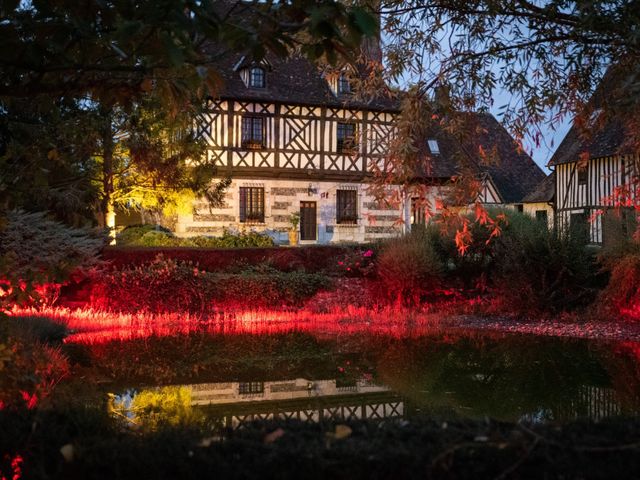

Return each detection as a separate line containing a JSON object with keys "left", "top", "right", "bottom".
{"left": 300, "top": 201, "right": 317, "bottom": 241}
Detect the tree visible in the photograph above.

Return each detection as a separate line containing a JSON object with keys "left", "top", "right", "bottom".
{"left": 379, "top": 0, "right": 640, "bottom": 143}
{"left": 0, "top": 0, "right": 380, "bottom": 228}
{"left": 365, "top": 1, "right": 640, "bottom": 249}
{"left": 0, "top": 0, "right": 379, "bottom": 105}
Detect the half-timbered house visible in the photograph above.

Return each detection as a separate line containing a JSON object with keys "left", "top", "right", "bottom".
{"left": 171, "top": 2, "right": 546, "bottom": 244}
{"left": 401, "top": 113, "right": 546, "bottom": 228}
{"left": 549, "top": 114, "right": 639, "bottom": 245}
{"left": 173, "top": 51, "right": 400, "bottom": 244}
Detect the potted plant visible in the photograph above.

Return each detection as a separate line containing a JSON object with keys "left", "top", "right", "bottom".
{"left": 288, "top": 212, "right": 300, "bottom": 246}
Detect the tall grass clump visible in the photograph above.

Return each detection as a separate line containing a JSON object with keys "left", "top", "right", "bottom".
{"left": 376, "top": 228, "right": 444, "bottom": 304}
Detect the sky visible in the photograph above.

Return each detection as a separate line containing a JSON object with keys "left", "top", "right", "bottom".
{"left": 490, "top": 90, "right": 571, "bottom": 174}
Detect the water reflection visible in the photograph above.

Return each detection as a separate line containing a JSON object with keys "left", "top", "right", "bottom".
{"left": 109, "top": 332, "right": 640, "bottom": 429}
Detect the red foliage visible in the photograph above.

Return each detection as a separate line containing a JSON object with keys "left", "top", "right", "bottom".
{"left": 0, "top": 454, "right": 23, "bottom": 480}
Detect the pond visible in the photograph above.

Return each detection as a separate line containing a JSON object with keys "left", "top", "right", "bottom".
{"left": 100, "top": 328, "right": 640, "bottom": 430}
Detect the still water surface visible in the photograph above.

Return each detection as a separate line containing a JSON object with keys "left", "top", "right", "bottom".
{"left": 109, "top": 329, "right": 640, "bottom": 429}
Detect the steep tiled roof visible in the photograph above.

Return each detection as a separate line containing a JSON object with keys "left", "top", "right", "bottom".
{"left": 548, "top": 117, "right": 628, "bottom": 166}
{"left": 419, "top": 113, "right": 546, "bottom": 203}
{"left": 211, "top": 51, "right": 399, "bottom": 111}
{"left": 548, "top": 67, "right": 637, "bottom": 166}
{"left": 523, "top": 173, "right": 555, "bottom": 203}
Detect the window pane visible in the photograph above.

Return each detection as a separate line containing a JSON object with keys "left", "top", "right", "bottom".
{"left": 337, "top": 190, "right": 357, "bottom": 224}
{"left": 427, "top": 139, "right": 440, "bottom": 155}
{"left": 239, "top": 187, "right": 264, "bottom": 223}
{"left": 249, "top": 68, "right": 265, "bottom": 88}
{"left": 241, "top": 117, "right": 252, "bottom": 144}
{"left": 338, "top": 74, "right": 351, "bottom": 94}
{"left": 337, "top": 122, "right": 356, "bottom": 153}
{"left": 241, "top": 116, "right": 263, "bottom": 148}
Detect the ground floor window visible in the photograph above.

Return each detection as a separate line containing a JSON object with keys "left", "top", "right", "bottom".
{"left": 336, "top": 189, "right": 357, "bottom": 224}
{"left": 603, "top": 207, "right": 638, "bottom": 247}
{"left": 570, "top": 211, "right": 590, "bottom": 243}
{"left": 239, "top": 186, "right": 265, "bottom": 223}
{"left": 535, "top": 210, "right": 548, "bottom": 224}
{"left": 411, "top": 198, "right": 426, "bottom": 226}
{"left": 238, "top": 382, "right": 264, "bottom": 395}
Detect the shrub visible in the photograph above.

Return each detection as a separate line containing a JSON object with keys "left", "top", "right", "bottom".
{"left": 377, "top": 230, "right": 444, "bottom": 304}
{"left": 598, "top": 253, "right": 640, "bottom": 319}
{"left": 91, "top": 254, "right": 209, "bottom": 313}
{"left": 102, "top": 245, "right": 350, "bottom": 273}
{"left": 211, "top": 271, "right": 330, "bottom": 308}
{"left": 335, "top": 248, "right": 376, "bottom": 277}
{"left": 90, "top": 254, "right": 331, "bottom": 312}
{"left": 116, "top": 225, "right": 275, "bottom": 248}
{"left": 0, "top": 210, "right": 106, "bottom": 308}
{"left": 0, "top": 333, "right": 69, "bottom": 410}
{"left": 116, "top": 224, "right": 173, "bottom": 246}
{"left": 489, "top": 212, "right": 598, "bottom": 314}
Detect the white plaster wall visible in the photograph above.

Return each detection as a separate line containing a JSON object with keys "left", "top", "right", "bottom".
{"left": 175, "top": 178, "right": 404, "bottom": 244}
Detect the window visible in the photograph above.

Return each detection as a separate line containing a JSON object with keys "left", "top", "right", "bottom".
{"left": 241, "top": 116, "right": 264, "bottom": 149}
{"left": 411, "top": 198, "right": 426, "bottom": 226}
{"left": 570, "top": 211, "right": 590, "bottom": 243}
{"left": 337, "top": 73, "right": 351, "bottom": 94}
{"left": 238, "top": 382, "right": 264, "bottom": 395}
{"left": 336, "top": 189, "right": 357, "bottom": 224}
{"left": 603, "top": 207, "right": 638, "bottom": 247}
{"left": 427, "top": 139, "right": 440, "bottom": 155}
{"left": 577, "top": 166, "right": 588, "bottom": 185}
{"left": 535, "top": 210, "right": 548, "bottom": 224}
{"left": 248, "top": 67, "right": 265, "bottom": 88}
{"left": 337, "top": 122, "right": 357, "bottom": 153}
{"left": 239, "top": 186, "right": 265, "bottom": 223}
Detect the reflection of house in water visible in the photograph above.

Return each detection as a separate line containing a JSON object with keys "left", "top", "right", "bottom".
{"left": 186, "top": 378, "right": 404, "bottom": 429}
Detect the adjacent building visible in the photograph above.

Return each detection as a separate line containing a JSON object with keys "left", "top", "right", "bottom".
{"left": 548, "top": 111, "right": 639, "bottom": 245}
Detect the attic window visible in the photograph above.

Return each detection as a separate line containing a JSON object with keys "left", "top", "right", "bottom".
{"left": 337, "top": 73, "right": 351, "bottom": 94}
{"left": 427, "top": 139, "right": 440, "bottom": 155}
{"left": 249, "top": 67, "right": 265, "bottom": 88}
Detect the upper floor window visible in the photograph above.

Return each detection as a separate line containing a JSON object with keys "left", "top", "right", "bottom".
{"left": 336, "top": 189, "right": 357, "bottom": 224}
{"left": 249, "top": 67, "right": 265, "bottom": 88}
{"left": 241, "top": 116, "right": 264, "bottom": 149}
{"left": 337, "top": 122, "right": 357, "bottom": 153}
{"left": 577, "top": 165, "right": 588, "bottom": 185}
{"left": 239, "top": 186, "right": 265, "bottom": 223}
{"left": 337, "top": 73, "right": 351, "bottom": 94}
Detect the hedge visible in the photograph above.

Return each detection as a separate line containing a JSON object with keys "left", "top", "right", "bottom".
{"left": 101, "top": 245, "right": 353, "bottom": 273}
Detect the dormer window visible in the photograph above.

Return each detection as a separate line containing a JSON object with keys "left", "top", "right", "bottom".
{"left": 427, "top": 139, "right": 440, "bottom": 155}
{"left": 337, "top": 73, "right": 351, "bottom": 95}
{"left": 249, "top": 67, "right": 265, "bottom": 88}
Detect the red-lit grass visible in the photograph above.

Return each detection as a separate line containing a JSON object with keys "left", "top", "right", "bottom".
{"left": 10, "top": 305, "right": 454, "bottom": 345}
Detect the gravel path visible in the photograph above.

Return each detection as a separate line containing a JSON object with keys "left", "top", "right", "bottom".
{"left": 447, "top": 315, "right": 640, "bottom": 342}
